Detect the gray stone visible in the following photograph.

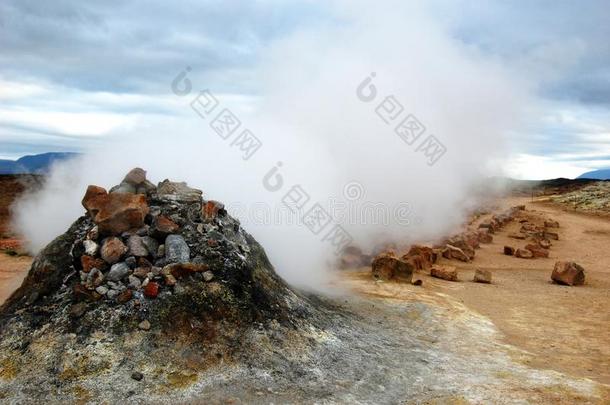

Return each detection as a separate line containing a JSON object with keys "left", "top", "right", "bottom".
{"left": 127, "top": 235, "right": 149, "bottom": 257}
{"left": 125, "top": 256, "right": 137, "bottom": 269}
{"left": 141, "top": 236, "right": 159, "bottom": 257}
{"left": 109, "top": 181, "right": 136, "bottom": 194}
{"left": 156, "top": 179, "right": 202, "bottom": 203}
{"left": 106, "top": 289, "right": 119, "bottom": 299}
{"left": 107, "top": 262, "right": 131, "bottom": 281}
{"left": 203, "top": 271, "right": 214, "bottom": 282}
{"left": 157, "top": 244, "right": 165, "bottom": 257}
{"left": 165, "top": 235, "right": 190, "bottom": 263}
{"left": 136, "top": 180, "right": 156, "bottom": 195}
{"left": 95, "top": 286, "right": 109, "bottom": 295}
{"left": 128, "top": 275, "right": 142, "bottom": 290}
{"left": 86, "top": 268, "right": 104, "bottom": 289}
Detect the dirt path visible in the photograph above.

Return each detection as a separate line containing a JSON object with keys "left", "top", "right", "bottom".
{"left": 345, "top": 195, "right": 610, "bottom": 389}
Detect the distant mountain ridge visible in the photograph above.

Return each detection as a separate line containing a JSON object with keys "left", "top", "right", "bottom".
{"left": 577, "top": 169, "right": 610, "bottom": 180}
{"left": 0, "top": 152, "right": 79, "bottom": 174}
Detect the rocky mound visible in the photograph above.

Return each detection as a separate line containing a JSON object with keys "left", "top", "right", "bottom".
{"left": 0, "top": 169, "right": 321, "bottom": 402}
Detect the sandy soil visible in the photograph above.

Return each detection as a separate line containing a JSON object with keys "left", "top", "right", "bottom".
{"left": 345, "top": 195, "right": 610, "bottom": 388}
{"left": 0, "top": 254, "right": 31, "bottom": 305}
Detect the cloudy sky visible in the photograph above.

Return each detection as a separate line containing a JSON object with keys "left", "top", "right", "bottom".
{"left": 1, "top": 0, "right": 609, "bottom": 179}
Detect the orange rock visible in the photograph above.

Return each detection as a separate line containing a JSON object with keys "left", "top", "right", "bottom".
{"left": 80, "top": 255, "right": 107, "bottom": 273}
{"left": 515, "top": 248, "right": 533, "bottom": 259}
{"left": 552, "top": 261, "right": 585, "bottom": 286}
{"left": 442, "top": 244, "right": 471, "bottom": 262}
{"left": 163, "top": 263, "right": 209, "bottom": 279}
{"left": 525, "top": 243, "right": 549, "bottom": 258}
{"left": 477, "top": 229, "right": 493, "bottom": 244}
{"left": 430, "top": 265, "right": 458, "bottom": 281}
{"left": 371, "top": 252, "right": 413, "bottom": 282}
{"left": 153, "top": 215, "right": 179, "bottom": 236}
{"left": 202, "top": 200, "right": 225, "bottom": 221}
{"left": 82, "top": 185, "right": 149, "bottom": 235}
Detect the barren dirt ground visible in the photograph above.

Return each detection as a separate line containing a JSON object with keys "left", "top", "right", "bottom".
{"left": 344, "top": 195, "right": 610, "bottom": 389}
{"left": 0, "top": 255, "right": 31, "bottom": 304}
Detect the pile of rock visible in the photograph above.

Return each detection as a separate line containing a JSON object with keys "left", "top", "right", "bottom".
{"left": 371, "top": 245, "right": 438, "bottom": 283}
{"left": 72, "top": 169, "right": 219, "bottom": 304}
{"left": 504, "top": 214, "right": 559, "bottom": 260}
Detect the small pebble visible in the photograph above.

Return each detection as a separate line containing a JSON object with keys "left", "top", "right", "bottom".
{"left": 138, "top": 320, "right": 151, "bottom": 331}
{"left": 131, "top": 371, "right": 144, "bottom": 381}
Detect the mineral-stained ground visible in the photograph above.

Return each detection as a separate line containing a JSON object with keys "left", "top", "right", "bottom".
{"left": 0, "top": 171, "right": 608, "bottom": 404}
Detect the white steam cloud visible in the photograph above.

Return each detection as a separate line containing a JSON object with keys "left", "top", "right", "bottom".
{"left": 13, "top": 2, "right": 532, "bottom": 289}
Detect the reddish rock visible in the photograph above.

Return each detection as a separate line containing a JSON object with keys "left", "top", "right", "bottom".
{"left": 137, "top": 257, "right": 152, "bottom": 268}
{"left": 537, "top": 238, "right": 552, "bottom": 249}
{"left": 82, "top": 185, "right": 149, "bottom": 235}
{"left": 544, "top": 220, "right": 559, "bottom": 228}
{"left": 132, "top": 267, "right": 150, "bottom": 279}
{"left": 164, "top": 262, "right": 209, "bottom": 279}
{"left": 152, "top": 215, "right": 179, "bottom": 236}
{"left": 478, "top": 221, "right": 495, "bottom": 233}
{"left": 202, "top": 200, "right": 225, "bottom": 221}
{"left": 73, "top": 284, "right": 100, "bottom": 302}
{"left": 442, "top": 244, "right": 471, "bottom": 262}
{"left": 525, "top": 243, "right": 549, "bottom": 258}
{"left": 371, "top": 252, "right": 414, "bottom": 282}
{"left": 430, "top": 265, "right": 458, "bottom": 281}
{"left": 412, "top": 279, "right": 423, "bottom": 286}
{"left": 446, "top": 236, "right": 475, "bottom": 260}
{"left": 508, "top": 233, "right": 527, "bottom": 240}
{"left": 116, "top": 289, "right": 133, "bottom": 304}
{"left": 80, "top": 255, "right": 107, "bottom": 273}
{"left": 515, "top": 248, "right": 533, "bottom": 259}
{"left": 477, "top": 230, "right": 493, "bottom": 244}
{"left": 144, "top": 281, "right": 160, "bottom": 298}
{"left": 473, "top": 269, "right": 492, "bottom": 284}
{"left": 552, "top": 261, "right": 585, "bottom": 286}
{"left": 503, "top": 246, "right": 515, "bottom": 256}
{"left": 401, "top": 245, "right": 435, "bottom": 271}
{"left": 462, "top": 232, "right": 480, "bottom": 249}
{"left": 100, "top": 237, "right": 128, "bottom": 264}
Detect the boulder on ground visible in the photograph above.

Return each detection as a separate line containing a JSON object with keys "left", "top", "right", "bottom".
{"left": 371, "top": 252, "right": 414, "bottom": 282}
{"left": 473, "top": 269, "right": 492, "bottom": 284}
{"left": 401, "top": 244, "right": 436, "bottom": 271}
{"left": 525, "top": 243, "right": 549, "bottom": 258}
{"left": 515, "top": 248, "right": 533, "bottom": 259}
{"left": 508, "top": 233, "right": 526, "bottom": 240}
{"left": 503, "top": 246, "right": 515, "bottom": 256}
{"left": 552, "top": 261, "right": 585, "bottom": 286}
{"left": 477, "top": 229, "right": 493, "bottom": 244}
{"left": 442, "top": 244, "right": 471, "bottom": 262}
{"left": 430, "top": 265, "right": 458, "bottom": 281}
{"left": 82, "top": 185, "right": 149, "bottom": 235}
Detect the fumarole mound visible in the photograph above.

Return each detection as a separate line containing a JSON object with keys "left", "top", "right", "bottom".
{"left": 0, "top": 169, "right": 324, "bottom": 402}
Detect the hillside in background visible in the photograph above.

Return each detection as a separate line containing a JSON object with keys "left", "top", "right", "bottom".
{"left": 0, "top": 152, "right": 79, "bottom": 174}
{"left": 577, "top": 168, "right": 610, "bottom": 180}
